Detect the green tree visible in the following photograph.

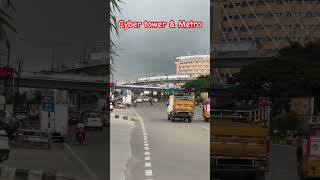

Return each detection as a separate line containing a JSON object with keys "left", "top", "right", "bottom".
{"left": 229, "top": 40, "right": 320, "bottom": 98}
{"left": 277, "top": 112, "right": 300, "bottom": 132}
{"left": 183, "top": 75, "right": 211, "bottom": 96}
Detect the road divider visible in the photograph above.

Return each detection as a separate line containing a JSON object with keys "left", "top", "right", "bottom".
{"left": 111, "top": 113, "right": 138, "bottom": 121}
{"left": 0, "top": 166, "right": 79, "bottom": 180}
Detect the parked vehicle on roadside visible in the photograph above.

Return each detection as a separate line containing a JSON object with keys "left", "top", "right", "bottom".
{"left": 136, "top": 97, "right": 143, "bottom": 103}
{"left": 84, "top": 112, "right": 103, "bottom": 131}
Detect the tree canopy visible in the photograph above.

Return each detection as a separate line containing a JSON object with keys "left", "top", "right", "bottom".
{"left": 229, "top": 40, "right": 320, "bottom": 98}
{"left": 183, "top": 75, "right": 211, "bottom": 95}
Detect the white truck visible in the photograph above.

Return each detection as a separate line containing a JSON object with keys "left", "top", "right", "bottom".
{"left": 122, "top": 94, "right": 132, "bottom": 107}
{"left": 40, "top": 90, "right": 68, "bottom": 142}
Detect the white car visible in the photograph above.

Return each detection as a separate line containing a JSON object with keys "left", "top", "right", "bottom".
{"left": 143, "top": 97, "right": 150, "bottom": 102}
{"left": 110, "top": 102, "right": 113, "bottom": 111}
{"left": 153, "top": 98, "right": 158, "bottom": 102}
{"left": 136, "top": 98, "right": 143, "bottom": 103}
{"left": 85, "top": 113, "right": 103, "bottom": 131}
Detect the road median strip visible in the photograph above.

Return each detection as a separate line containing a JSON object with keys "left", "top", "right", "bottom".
{"left": 111, "top": 113, "right": 137, "bottom": 121}
{"left": 0, "top": 166, "right": 79, "bottom": 180}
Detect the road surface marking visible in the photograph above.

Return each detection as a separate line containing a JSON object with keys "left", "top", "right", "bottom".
{"left": 131, "top": 108, "right": 154, "bottom": 178}
{"left": 145, "top": 162, "right": 152, "bottom": 167}
{"left": 63, "top": 143, "right": 99, "bottom": 180}
{"left": 145, "top": 170, "right": 153, "bottom": 176}
{"left": 201, "top": 126, "right": 209, "bottom": 130}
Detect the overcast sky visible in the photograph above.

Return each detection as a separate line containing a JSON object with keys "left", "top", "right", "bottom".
{"left": 8, "top": 0, "right": 107, "bottom": 71}
{"left": 112, "top": 0, "right": 209, "bottom": 82}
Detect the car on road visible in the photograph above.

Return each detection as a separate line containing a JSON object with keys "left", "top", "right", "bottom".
{"left": 153, "top": 98, "right": 158, "bottom": 102}
{"left": 84, "top": 112, "right": 103, "bottom": 131}
{"left": 115, "top": 102, "right": 126, "bottom": 109}
{"left": 110, "top": 102, "right": 114, "bottom": 112}
{"left": 143, "top": 97, "right": 150, "bottom": 102}
{"left": 136, "top": 97, "right": 143, "bottom": 103}
{"left": 0, "top": 129, "right": 9, "bottom": 162}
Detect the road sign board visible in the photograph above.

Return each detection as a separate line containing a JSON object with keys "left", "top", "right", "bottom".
{"left": 42, "top": 96, "right": 54, "bottom": 112}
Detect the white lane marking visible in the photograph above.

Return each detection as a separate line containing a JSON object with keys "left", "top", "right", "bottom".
{"left": 131, "top": 108, "right": 154, "bottom": 178}
{"left": 145, "top": 162, "right": 152, "bottom": 167}
{"left": 201, "top": 126, "right": 209, "bottom": 130}
{"left": 63, "top": 143, "right": 99, "bottom": 180}
{"left": 145, "top": 170, "right": 153, "bottom": 176}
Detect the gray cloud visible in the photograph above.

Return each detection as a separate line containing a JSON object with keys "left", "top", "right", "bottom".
{"left": 113, "top": 0, "right": 209, "bottom": 82}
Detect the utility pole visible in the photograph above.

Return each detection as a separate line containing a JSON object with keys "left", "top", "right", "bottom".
{"left": 51, "top": 48, "right": 55, "bottom": 72}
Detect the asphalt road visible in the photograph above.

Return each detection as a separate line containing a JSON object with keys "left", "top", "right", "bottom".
{"left": 266, "top": 145, "right": 299, "bottom": 180}
{"left": 2, "top": 126, "right": 109, "bottom": 180}
{"left": 125, "top": 102, "right": 210, "bottom": 180}
{"left": 66, "top": 126, "right": 109, "bottom": 180}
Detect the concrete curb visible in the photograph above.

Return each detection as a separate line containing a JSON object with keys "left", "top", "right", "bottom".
{"left": 111, "top": 114, "right": 137, "bottom": 121}
{"left": 0, "top": 166, "right": 78, "bottom": 180}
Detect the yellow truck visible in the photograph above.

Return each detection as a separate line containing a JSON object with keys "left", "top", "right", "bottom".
{"left": 167, "top": 94, "right": 194, "bottom": 123}
{"left": 210, "top": 87, "right": 270, "bottom": 180}
{"left": 297, "top": 116, "right": 320, "bottom": 180}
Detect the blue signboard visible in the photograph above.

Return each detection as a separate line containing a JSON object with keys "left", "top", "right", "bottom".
{"left": 42, "top": 96, "right": 54, "bottom": 112}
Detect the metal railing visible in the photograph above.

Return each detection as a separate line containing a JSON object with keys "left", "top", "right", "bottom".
{"left": 212, "top": 106, "right": 270, "bottom": 122}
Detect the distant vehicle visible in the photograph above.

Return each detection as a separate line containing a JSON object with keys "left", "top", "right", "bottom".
{"left": 0, "top": 129, "right": 9, "bottom": 162}
{"left": 203, "top": 101, "right": 210, "bottom": 122}
{"left": 68, "top": 112, "right": 81, "bottom": 125}
{"left": 85, "top": 113, "right": 103, "bottom": 131}
{"left": 143, "top": 97, "right": 150, "bottom": 102}
{"left": 136, "top": 98, "right": 143, "bottom": 103}
{"left": 110, "top": 102, "right": 114, "bottom": 112}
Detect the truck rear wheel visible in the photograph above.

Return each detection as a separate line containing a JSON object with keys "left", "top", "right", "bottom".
{"left": 171, "top": 116, "right": 175, "bottom": 122}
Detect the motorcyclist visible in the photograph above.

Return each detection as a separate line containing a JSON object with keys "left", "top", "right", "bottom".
{"left": 76, "top": 120, "right": 85, "bottom": 141}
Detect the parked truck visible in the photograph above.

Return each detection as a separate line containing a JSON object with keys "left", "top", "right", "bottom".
{"left": 167, "top": 94, "right": 194, "bottom": 123}
{"left": 211, "top": 86, "right": 270, "bottom": 180}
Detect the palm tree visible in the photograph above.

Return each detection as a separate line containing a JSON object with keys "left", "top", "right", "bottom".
{"left": 0, "top": 0, "right": 17, "bottom": 66}
{"left": 110, "top": 0, "right": 123, "bottom": 66}
{"left": 0, "top": 0, "right": 16, "bottom": 108}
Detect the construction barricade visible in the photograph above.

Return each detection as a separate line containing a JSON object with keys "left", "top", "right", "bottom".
{"left": 14, "top": 129, "right": 51, "bottom": 149}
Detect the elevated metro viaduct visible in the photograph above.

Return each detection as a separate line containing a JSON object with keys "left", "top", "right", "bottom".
{"left": 212, "top": 50, "right": 277, "bottom": 84}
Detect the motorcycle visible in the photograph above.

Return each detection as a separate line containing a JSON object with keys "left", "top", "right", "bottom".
{"left": 76, "top": 131, "right": 85, "bottom": 144}
{"left": 150, "top": 101, "right": 154, "bottom": 106}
